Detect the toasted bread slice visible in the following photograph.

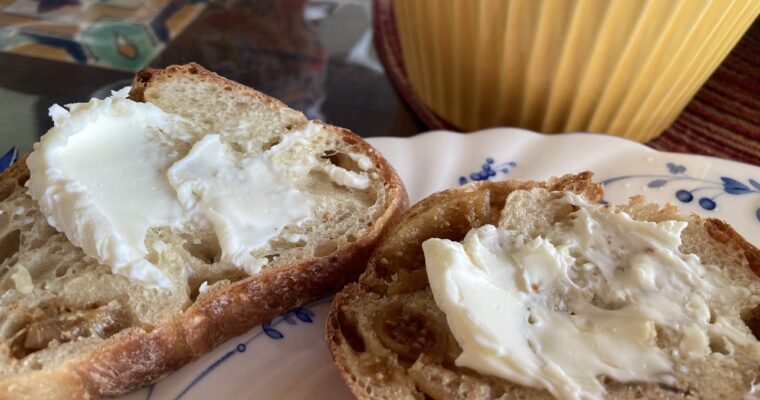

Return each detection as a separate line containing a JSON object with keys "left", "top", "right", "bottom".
{"left": 0, "top": 63, "right": 408, "bottom": 399}
{"left": 326, "top": 172, "right": 760, "bottom": 400}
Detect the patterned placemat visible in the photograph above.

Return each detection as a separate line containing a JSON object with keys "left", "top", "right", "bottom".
{"left": 373, "top": 0, "right": 760, "bottom": 166}
{"left": 0, "top": 0, "right": 205, "bottom": 71}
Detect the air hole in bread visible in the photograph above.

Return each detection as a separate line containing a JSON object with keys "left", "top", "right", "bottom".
{"left": 708, "top": 333, "right": 731, "bottom": 355}
{"left": 0, "top": 229, "right": 21, "bottom": 265}
{"left": 322, "top": 151, "right": 362, "bottom": 174}
{"left": 588, "top": 290, "right": 627, "bottom": 311}
{"left": 654, "top": 324, "right": 669, "bottom": 349}
{"left": 261, "top": 136, "right": 282, "bottom": 151}
{"left": 266, "top": 236, "right": 307, "bottom": 255}
{"left": 310, "top": 164, "right": 377, "bottom": 208}
{"left": 26, "top": 234, "right": 49, "bottom": 251}
{"left": 182, "top": 236, "right": 221, "bottom": 264}
{"left": 305, "top": 170, "right": 348, "bottom": 197}
{"left": 54, "top": 266, "right": 69, "bottom": 278}
{"left": 188, "top": 278, "right": 214, "bottom": 302}
{"left": 29, "top": 361, "right": 42, "bottom": 370}
{"left": 9, "top": 210, "right": 27, "bottom": 224}
{"left": 658, "top": 383, "right": 691, "bottom": 395}
{"left": 741, "top": 305, "right": 760, "bottom": 341}
{"left": 355, "top": 188, "right": 378, "bottom": 209}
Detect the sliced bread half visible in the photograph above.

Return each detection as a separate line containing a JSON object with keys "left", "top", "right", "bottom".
{"left": 326, "top": 172, "right": 760, "bottom": 400}
{"left": 0, "top": 63, "right": 408, "bottom": 399}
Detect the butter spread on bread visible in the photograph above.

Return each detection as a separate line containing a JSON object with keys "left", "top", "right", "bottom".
{"left": 26, "top": 88, "right": 374, "bottom": 289}
{"left": 423, "top": 191, "right": 760, "bottom": 400}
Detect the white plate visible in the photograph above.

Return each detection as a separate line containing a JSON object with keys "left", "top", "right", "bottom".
{"left": 123, "top": 128, "right": 760, "bottom": 400}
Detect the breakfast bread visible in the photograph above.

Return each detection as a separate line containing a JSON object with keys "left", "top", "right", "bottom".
{"left": 0, "top": 63, "right": 408, "bottom": 399}
{"left": 326, "top": 172, "right": 760, "bottom": 400}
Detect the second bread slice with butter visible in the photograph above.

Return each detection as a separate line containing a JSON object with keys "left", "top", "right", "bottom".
{"left": 327, "top": 173, "right": 760, "bottom": 400}
{"left": 0, "top": 63, "right": 408, "bottom": 399}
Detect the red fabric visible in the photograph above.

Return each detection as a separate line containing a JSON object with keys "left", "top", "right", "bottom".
{"left": 373, "top": 0, "right": 760, "bottom": 166}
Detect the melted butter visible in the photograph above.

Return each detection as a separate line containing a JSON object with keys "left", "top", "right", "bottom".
{"left": 423, "top": 192, "right": 760, "bottom": 400}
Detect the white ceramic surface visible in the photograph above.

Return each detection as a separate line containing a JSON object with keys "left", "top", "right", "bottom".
{"left": 123, "top": 128, "right": 760, "bottom": 400}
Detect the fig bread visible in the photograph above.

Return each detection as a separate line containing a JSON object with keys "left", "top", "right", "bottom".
{"left": 0, "top": 63, "right": 408, "bottom": 399}
{"left": 326, "top": 172, "right": 760, "bottom": 400}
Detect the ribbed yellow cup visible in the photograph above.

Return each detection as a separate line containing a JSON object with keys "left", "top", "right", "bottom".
{"left": 392, "top": 0, "right": 760, "bottom": 141}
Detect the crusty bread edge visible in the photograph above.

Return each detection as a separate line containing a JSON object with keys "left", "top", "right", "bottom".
{"left": 0, "top": 63, "right": 409, "bottom": 399}
{"left": 325, "top": 173, "right": 760, "bottom": 400}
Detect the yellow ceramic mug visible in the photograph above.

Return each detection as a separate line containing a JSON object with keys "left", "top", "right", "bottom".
{"left": 392, "top": 0, "right": 759, "bottom": 141}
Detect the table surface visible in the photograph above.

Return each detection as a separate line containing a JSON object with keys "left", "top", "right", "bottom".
{"left": 0, "top": 0, "right": 757, "bottom": 166}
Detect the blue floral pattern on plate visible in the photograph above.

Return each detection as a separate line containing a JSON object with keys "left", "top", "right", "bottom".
{"left": 602, "top": 162, "right": 760, "bottom": 221}
{"left": 458, "top": 157, "right": 517, "bottom": 185}
{"left": 0, "top": 148, "right": 18, "bottom": 173}
{"left": 147, "top": 300, "right": 322, "bottom": 400}
{"left": 454, "top": 158, "right": 760, "bottom": 223}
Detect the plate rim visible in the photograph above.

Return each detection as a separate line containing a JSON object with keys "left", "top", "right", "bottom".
{"left": 367, "top": 128, "right": 760, "bottom": 171}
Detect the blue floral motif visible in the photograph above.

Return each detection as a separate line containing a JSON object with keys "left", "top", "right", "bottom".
{"left": 262, "top": 321, "right": 285, "bottom": 339}
{"left": 155, "top": 302, "right": 322, "bottom": 400}
{"left": 0, "top": 148, "right": 17, "bottom": 173}
{"left": 263, "top": 307, "right": 315, "bottom": 339}
{"left": 667, "top": 162, "right": 686, "bottom": 174}
{"left": 602, "top": 163, "right": 760, "bottom": 221}
{"left": 293, "top": 307, "right": 314, "bottom": 323}
{"left": 459, "top": 157, "right": 517, "bottom": 185}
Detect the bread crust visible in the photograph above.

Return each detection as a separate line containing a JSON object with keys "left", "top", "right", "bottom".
{"left": 326, "top": 173, "right": 760, "bottom": 400}
{"left": 0, "top": 63, "right": 408, "bottom": 399}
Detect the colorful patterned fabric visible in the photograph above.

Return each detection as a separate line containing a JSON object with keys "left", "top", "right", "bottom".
{"left": 0, "top": 0, "right": 205, "bottom": 71}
